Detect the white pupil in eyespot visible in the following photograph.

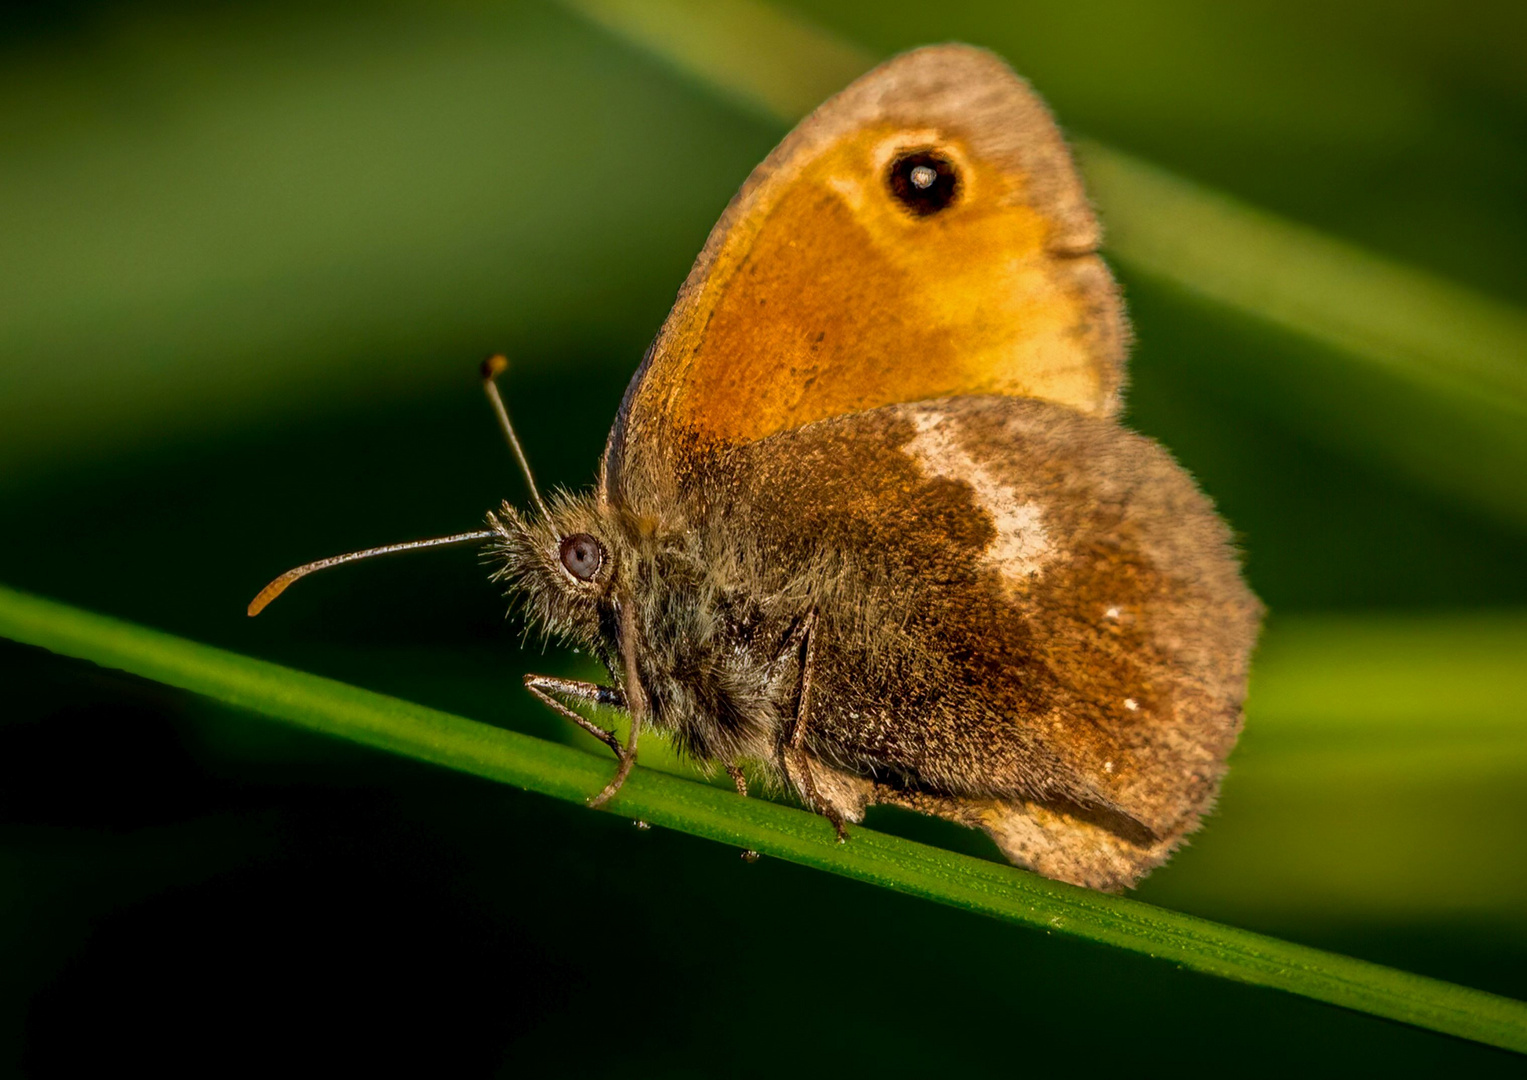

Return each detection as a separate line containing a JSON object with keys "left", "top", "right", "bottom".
{"left": 909, "top": 164, "right": 938, "bottom": 189}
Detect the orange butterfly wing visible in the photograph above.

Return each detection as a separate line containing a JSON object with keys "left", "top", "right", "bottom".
{"left": 605, "top": 44, "right": 1126, "bottom": 494}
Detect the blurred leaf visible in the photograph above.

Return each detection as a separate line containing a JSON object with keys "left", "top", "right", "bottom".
{"left": 2, "top": 582, "right": 1526, "bottom": 1053}
{"left": 1250, "top": 612, "right": 1527, "bottom": 736}
{"left": 559, "top": 0, "right": 1527, "bottom": 528}
{"left": 0, "top": 1, "right": 772, "bottom": 485}
{"left": 1140, "top": 613, "right": 1527, "bottom": 923}
{"left": 563, "top": 0, "right": 872, "bottom": 119}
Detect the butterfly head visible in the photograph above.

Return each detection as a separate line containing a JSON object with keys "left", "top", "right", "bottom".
{"left": 483, "top": 491, "right": 630, "bottom": 654}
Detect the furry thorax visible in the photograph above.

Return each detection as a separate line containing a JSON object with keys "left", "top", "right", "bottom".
{"left": 484, "top": 492, "right": 816, "bottom": 778}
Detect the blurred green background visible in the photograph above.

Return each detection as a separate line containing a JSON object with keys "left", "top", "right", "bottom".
{"left": 2, "top": 0, "right": 1525, "bottom": 1072}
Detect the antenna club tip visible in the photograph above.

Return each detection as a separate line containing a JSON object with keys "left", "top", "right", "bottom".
{"left": 247, "top": 575, "right": 294, "bottom": 617}
{"left": 481, "top": 353, "right": 509, "bottom": 381}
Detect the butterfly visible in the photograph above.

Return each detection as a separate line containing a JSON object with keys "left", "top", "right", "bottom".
{"left": 251, "top": 44, "right": 1261, "bottom": 892}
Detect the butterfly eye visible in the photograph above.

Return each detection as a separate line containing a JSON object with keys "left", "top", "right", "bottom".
{"left": 558, "top": 533, "right": 604, "bottom": 581}
{"left": 888, "top": 149, "right": 960, "bottom": 216}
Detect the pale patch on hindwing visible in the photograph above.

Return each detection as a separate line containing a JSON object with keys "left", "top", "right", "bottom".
{"left": 903, "top": 407, "right": 1055, "bottom": 588}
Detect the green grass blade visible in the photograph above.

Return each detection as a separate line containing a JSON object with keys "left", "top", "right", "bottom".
{"left": 557, "top": 0, "right": 1527, "bottom": 528}
{"left": 2, "top": 582, "right": 1525, "bottom": 1053}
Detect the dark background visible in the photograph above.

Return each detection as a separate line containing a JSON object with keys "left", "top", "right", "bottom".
{"left": 2, "top": 0, "right": 1525, "bottom": 1073}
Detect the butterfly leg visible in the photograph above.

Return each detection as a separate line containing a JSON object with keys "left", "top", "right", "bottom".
{"left": 523, "top": 674, "right": 626, "bottom": 759}
{"left": 725, "top": 764, "right": 749, "bottom": 797}
{"left": 586, "top": 599, "right": 650, "bottom": 809}
{"left": 778, "top": 609, "right": 849, "bottom": 843}
{"left": 724, "top": 765, "right": 763, "bottom": 862}
{"left": 588, "top": 727, "right": 639, "bottom": 809}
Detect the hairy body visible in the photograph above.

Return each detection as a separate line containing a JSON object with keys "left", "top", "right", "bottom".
{"left": 491, "top": 395, "right": 1259, "bottom": 889}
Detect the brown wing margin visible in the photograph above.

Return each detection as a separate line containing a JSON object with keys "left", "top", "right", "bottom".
{"left": 602, "top": 43, "right": 1127, "bottom": 502}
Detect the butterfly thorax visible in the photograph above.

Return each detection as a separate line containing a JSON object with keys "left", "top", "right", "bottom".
{"left": 488, "top": 488, "right": 811, "bottom": 774}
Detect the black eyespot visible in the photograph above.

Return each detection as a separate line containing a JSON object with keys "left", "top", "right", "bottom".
{"left": 559, "top": 533, "right": 604, "bottom": 581}
{"left": 887, "top": 149, "right": 959, "bottom": 216}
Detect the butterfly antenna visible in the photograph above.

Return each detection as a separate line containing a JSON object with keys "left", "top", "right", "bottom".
{"left": 481, "top": 354, "right": 551, "bottom": 520}
{"left": 247, "top": 530, "right": 496, "bottom": 617}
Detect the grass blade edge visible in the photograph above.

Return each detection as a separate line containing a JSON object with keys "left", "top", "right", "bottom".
{"left": 1, "top": 582, "right": 1523, "bottom": 1054}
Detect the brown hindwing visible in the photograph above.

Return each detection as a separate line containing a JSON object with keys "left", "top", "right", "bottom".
{"left": 699, "top": 396, "right": 1260, "bottom": 891}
